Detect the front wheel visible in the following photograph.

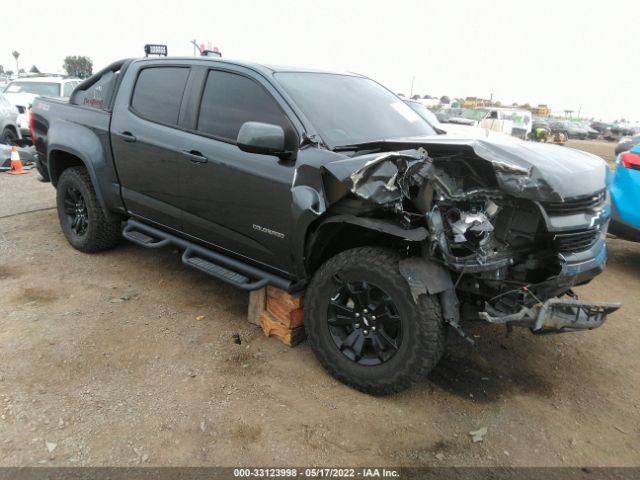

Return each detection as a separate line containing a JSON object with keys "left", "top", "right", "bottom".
{"left": 304, "top": 247, "right": 445, "bottom": 395}
{"left": 56, "top": 166, "right": 121, "bottom": 253}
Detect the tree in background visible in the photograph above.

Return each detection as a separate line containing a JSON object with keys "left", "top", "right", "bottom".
{"left": 63, "top": 56, "right": 93, "bottom": 79}
{"left": 30, "top": 65, "right": 40, "bottom": 74}
{"left": 411, "top": 94, "right": 421, "bottom": 100}
{"left": 12, "top": 51, "right": 19, "bottom": 73}
{"left": 439, "top": 95, "right": 450, "bottom": 104}
{"left": 397, "top": 93, "right": 405, "bottom": 97}
{"left": 0, "top": 65, "right": 4, "bottom": 74}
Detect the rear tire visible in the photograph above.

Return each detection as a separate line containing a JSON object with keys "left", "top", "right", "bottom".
{"left": 56, "top": 167, "right": 121, "bottom": 253}
{"left": 1, "top": 127, "right": 17, "bottom": 145}
{"left": 36, "top": 161, "right": 50, "bottom": 181}
{"left": 305, "top": 247, "right": 445, "bottom": 395}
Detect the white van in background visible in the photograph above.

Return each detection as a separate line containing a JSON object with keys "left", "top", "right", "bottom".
{"left": 448, "top": 108, "right": 532, "bottom": 139}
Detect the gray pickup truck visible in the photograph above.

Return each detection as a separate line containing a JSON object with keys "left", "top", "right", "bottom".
{"left": 31, "top": 55, "right": 620, "bottom": 395}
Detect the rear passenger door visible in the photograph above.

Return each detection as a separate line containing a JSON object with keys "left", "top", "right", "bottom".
{"left": 111, "top": 64, "right": 191, "bottom": 230}
{"left": 179, "top": 67, "right": 299, "bottom": 274}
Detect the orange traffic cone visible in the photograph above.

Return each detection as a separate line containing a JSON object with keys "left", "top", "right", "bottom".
{"left": 7, "top": 146, "right": 28, "bottom": 175}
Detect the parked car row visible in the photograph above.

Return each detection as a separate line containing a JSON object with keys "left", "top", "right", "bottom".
{"left": 1, "top": 76, "right": 81, "bottom": 141}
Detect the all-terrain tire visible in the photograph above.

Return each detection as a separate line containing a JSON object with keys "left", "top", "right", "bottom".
{"left": 305, "top": 247, "right": 445, "bottom": 395}
{"left": 36, "top": 161, "right": 50, "bottom": 181}
{"left": 56, "top": 167, "right": 121, "bottom": 253}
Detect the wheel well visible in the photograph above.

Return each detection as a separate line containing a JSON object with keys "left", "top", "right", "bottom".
{"left": 306, "top": 223, "right": 404, "bottom": 275}
{"left": 50, "top": 150, "right": 85, "bottom": 185}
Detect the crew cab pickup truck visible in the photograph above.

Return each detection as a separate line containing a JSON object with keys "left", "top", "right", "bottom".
{"left": 32, "top": 56, "right": 620, "bottom": 395}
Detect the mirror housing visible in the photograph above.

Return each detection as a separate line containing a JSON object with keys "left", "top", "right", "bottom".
{"left": 237, "top": 122, "right": 294, "bottom": 159}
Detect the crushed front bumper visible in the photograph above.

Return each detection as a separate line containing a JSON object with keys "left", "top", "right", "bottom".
{"left": 479, "top": 298, "right": 621, "bottom": 334}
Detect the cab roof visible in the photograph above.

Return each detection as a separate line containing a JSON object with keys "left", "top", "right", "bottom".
{"left": 134, "top": 56, "right": 361, "bottom": 77}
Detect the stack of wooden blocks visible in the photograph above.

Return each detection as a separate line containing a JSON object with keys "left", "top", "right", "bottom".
{"left": 248, "top": 286, "right": 305, "bottom": 346}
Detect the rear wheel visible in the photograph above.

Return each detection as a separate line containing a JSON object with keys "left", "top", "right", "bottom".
{"left": 1, "top": 127, "right": 17, "bottom": 145}
{"left": 305, "top": 247, "right": 445, "bottom": 395}
{"left": 36, "top": 161, "right": 50, "bottom": 181}
{"left": 56, "top": 167, "right": 121, "bottom": 253}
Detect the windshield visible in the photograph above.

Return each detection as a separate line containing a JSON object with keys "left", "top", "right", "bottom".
{"left": 4, "top": 81, "right": 60, "bottom": 96}
{"left": 460, "top": 109, "right": 487, "bottom": 122}
{"left": 275, "top": 72, "right": 437, "bottom": 147}
{"left": 461, "top": 109, "right": 488, "bottom": 121}
{"left": 404, "top": 101, "right": 442, "bottom": 128}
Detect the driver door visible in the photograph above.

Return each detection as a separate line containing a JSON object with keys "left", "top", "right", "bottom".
{"left": 178, "top": 67, "right": 299, "bottom": 274}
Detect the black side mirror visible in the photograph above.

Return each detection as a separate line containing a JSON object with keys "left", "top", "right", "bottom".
{"left": 237, "top": 122, "right": 294, "bottom": 159}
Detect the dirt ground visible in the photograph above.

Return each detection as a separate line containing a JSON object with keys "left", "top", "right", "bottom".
{"left": 1, "top": 140, "right": 639, "bottom": 467}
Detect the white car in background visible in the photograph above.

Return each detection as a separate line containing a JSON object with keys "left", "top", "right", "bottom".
{"left": 447, "top": 107, "right": 533, "bottom": 139}
{"left": 403, "top": 99, "right": 517, "bottom": 140}
{"left": 2, "top": 76, "right": 81, "bottom": 138}
{"left": 0, "top": 93, "right": 21, "bottom": 144}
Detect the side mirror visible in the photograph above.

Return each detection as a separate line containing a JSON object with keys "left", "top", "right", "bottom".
{"left": 237, "top": 122, "right": 293, "bottom": 158}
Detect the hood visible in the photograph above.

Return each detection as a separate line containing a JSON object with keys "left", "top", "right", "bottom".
{"left": 438, "top": 123, "right": 517, "bottom": 141}
{"left": 446, "top": 117, "right": 477, "bottom": 126}
{"left": 322, "top": 136, "right": 607, "bottom": 204}
{"left": 4, "top": 92, "right": 38, "bottom": 108}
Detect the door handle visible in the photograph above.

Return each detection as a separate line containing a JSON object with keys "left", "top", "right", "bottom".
{"left": 118, "top": 131, "right": 137, "bottom": 143}
{"left": 182, "top": 150, "right": 208, "bottom": 163}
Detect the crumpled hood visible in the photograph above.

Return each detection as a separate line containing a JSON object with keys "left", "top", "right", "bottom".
{"left": 322, "top": 136, "right": 608, "bottom": 203}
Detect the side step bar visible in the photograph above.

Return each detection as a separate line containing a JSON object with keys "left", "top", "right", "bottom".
{"left": 122, "top": 219, "right": 290, "bottom": 291}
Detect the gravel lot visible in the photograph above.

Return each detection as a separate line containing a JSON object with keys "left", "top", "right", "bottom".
{"left": 1, "top": 140, "right": 639, "bottom": 467}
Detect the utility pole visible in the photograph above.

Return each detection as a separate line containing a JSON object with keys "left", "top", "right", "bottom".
{"left": 410, "top": 76, "right": 414, "bottom": 98}
{"left": 191, "top": 39, "right": 200, "bottom": 56}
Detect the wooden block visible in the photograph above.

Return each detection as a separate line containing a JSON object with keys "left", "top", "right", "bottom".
{"left": 266, "top": 285, "right": 303, "bottom": 309}
{"left": 266, "top": 301, "right": 304, "bottom": 328}
{"left": 260, "top": 311, "right": 306, "bottom": 347}
{"left": 247, "top": 288, "right": 266, "bottom": 326}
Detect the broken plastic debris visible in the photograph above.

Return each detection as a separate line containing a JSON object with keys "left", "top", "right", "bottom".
{"left": 232, "top": 333, "right": 241, "bottom": 345}
{"left": 469, "top": 427, "right": 488, "bottom": 443}
{"left": 196, "top": 315, "right": 205, "bottom": 321}
{"left": 45, "top": 441, "right": 57, "bottom": 453}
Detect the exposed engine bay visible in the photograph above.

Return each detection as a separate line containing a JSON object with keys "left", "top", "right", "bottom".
{"left": 316, "top": 139, "right": 621, "bottom": 337}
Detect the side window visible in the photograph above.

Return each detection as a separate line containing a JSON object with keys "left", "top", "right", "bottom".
{"left": 63, "top": 82, "right": 76, "bottom": 97}
{"left": 73, "top": 71, "right": 120, "bottom": 110}
{"left": 197, "top": 70, "right": 290, "bottom": 142}
{"left": 131, "top": 67, "right": 190, "bottom": 126}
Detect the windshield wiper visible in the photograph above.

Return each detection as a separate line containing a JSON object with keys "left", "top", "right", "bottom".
{"left": 332, "top": 141, "right": 386, "bottom": 153}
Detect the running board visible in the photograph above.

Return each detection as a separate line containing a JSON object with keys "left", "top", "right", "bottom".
{"left": 122, "top": 219, "right": 289, "bottom": 291}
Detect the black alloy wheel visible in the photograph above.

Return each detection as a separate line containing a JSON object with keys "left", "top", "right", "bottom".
{"left": 63, "top": 185, "right": 89, "bottom": 236}
{"left": 327, "top": 278, "right": 402, "bottom": 366}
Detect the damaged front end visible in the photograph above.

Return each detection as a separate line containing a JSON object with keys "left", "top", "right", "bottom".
{"left": 320, "top": 139, "right": 621, "bottom": 335}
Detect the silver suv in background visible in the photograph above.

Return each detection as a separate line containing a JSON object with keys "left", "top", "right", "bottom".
{"left": 0, "top": 94, "right": 21, "bottom": 144}
{"left": 2, "top": 76, "right": 81, "bottom": 138}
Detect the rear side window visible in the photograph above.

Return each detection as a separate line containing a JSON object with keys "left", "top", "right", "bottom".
{"left": 131, "top": 67, "right": 190, "bottom": 126}
{"left": 197, "top": 70, "right": 289, "bottom": 142}
{"left": 73, "top": 71, "right": 120, "bottom": 110}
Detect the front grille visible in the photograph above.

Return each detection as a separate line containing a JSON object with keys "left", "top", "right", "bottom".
{"left": 542, "top": 190, "right": 605, "bottom": 215}
{"left": 554, "top": 229, "right": 599, "bottom": 253}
